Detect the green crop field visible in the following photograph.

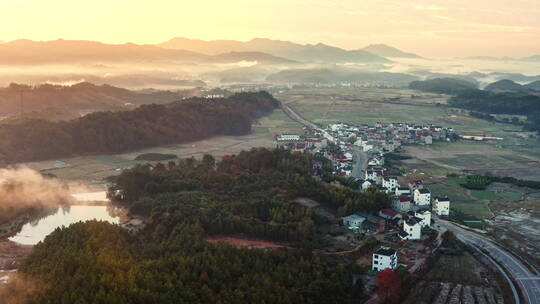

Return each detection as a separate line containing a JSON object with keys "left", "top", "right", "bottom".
{"left": 451, "top": 200, "right": 493, "bottom": 218}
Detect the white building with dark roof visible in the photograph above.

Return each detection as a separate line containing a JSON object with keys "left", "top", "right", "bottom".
{"left": 414, "top": 210, "right": 431, "bottom": 228}
{"left": 399, "top": 217, "right": 422, "bottom": 240}
{"left": 372, "top": 247, "right": 398, "bottom": 272}
{"left": 433, "top": 197, "right": 450, "bottom": 216}
{"left": 342, "top": 214, "right": 365, "bottom": 230}
{"left": 395, "top": 186, "right": 411, "bottom": 197}
{"left": 414, "top": 188, "right": 431, "bottom": 206}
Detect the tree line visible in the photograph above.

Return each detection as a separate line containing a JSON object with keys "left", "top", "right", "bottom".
{"left": 7, "top": 221, "right": 363, "bottom": 304}
{"left": 448, "top": 89, "right": 540, "bottom": 132}
{"left": 0, "top": 91, "right": 279, "bottom": 163}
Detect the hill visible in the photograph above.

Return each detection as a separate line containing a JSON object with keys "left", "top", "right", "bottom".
{"left": 209, "top": 51, "right": 296, "bottom": 64}
{"left": 0, "top": 39, "right": 294, "bottom": 65}
{"left": 0, "top": 92, "right": 279, "bottom": 163}
{"left": 526, "top": 80, "right": 540, "bottom": 91}
{"left": 7, "top": 148, "right": 386, "bottom": 303}
{"left": 158, "top": 37, "right": 391, "bottom": 63}
{"left": 408, "top": 78, "right": 477, "bottom": 94}
{"left": 265, "top": 68, "right": 418, "bottom": 85}
{"left": 0, "top": 82, "right": 182, "bottom": 119}
{"left": 362, "top": 44, "right": 422, "bottom": 58}
{"left": 484, "top": 79, "right": 530, "bottom": 92}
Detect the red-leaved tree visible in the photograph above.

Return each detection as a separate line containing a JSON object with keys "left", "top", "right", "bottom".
{"left": 375, "top": 268, "right": 402, "bottom": 304}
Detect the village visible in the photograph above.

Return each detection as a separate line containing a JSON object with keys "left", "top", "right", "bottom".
{"left": 276, "top": 122, "right": 512, "bottom": 302}
{"left": 274, "top": 122, "right": 502, "bottom": 295}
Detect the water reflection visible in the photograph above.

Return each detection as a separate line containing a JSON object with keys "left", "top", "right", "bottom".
{"left": 9, "top": 205, "right": 120, "bottom": 245}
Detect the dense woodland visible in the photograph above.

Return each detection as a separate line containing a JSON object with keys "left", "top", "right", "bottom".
{"left": 0, "top": 91, "right": 278, "bottom": 163}
{"left": 408, "top": 77, "right": 477, "bottom": 94}
{"left": 108, "top": 148, "right": 390, "bottom": 243}
{"left": 448, "top": 89, "right": 540, "bottom": 132}
{"left": 4, "top": 149, "right": 391, "bottom": 303}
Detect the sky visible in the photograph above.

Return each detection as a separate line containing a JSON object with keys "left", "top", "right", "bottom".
{"left": 1, "top": 0, "right": 539, "bottom": 57}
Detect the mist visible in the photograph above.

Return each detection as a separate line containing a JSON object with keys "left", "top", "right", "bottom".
{"left": 0, "top": 167, "right": 86, "bottom": 224}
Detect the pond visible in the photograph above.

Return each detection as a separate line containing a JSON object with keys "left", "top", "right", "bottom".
{"left": 8, "top": 192, "right": 121, "bottom": 245}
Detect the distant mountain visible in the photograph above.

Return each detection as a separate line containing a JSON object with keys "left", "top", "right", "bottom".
{"left": 410, "top": 70, "right": 479, "bottom": 85}
{"left": 361, "top": 44, "right": 422, "bottom": 58}
{"left": 158, "top": 37, "right": 391, "bottom": 63}
{"left": 0, "top": 39, "right": 294, "bottom": 65}
{"left": 265, "top": 68, "right": 418, "bottom": 85}
{"left": 209, "top": 51, "right": 296, "bottom": 64}
{"left": 202, "top": 66, "right": 274, "bottom": 83}
{"left": 481, "top": 72, "right": 540, "bottom": 83}
{"left": 525, "top": 80, "right": 540, "bottom": 91}
{"left": 485, "top": 79, "right": 529, "bottom": 92}
{"left": 519, "top": 55, "right": 540, "bottom": 62}
{"left": 463, "top": 55, "right": 540, "bottom": 62}
{"left": 409, "top": 78, "right": 477, "bottom": 94}
{"left": 0, "top": 82, "right": 181, "bottom": 119}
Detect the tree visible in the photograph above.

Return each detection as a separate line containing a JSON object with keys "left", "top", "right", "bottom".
{"left": 375, "top": 269, "right": 401, "bottom": 304}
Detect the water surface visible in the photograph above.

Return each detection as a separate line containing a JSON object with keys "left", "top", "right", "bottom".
{"left": 9, "top": 205, "right": 120, "bottom": 245}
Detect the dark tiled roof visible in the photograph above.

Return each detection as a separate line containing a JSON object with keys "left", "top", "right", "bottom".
{"left": 374, "top": 247, "right": 397, "bottom": 256}
{"left": 406, "top": 217, "right": 422, "bottom": 226}
{"left": 398, "top": 229, "right": 409, "bottom": 238}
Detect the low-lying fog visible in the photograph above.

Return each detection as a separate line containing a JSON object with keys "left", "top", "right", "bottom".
{"left": 0, "top": 57, "right": 538, "bottom": 90}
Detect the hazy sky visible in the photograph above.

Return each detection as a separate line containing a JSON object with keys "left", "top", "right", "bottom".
{"left": 1, "top": 0, "right": 539, "bottom": 57}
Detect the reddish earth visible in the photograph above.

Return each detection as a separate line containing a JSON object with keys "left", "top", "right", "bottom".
{"left": 206, "top": 235, "right": 291, "bottom": 249}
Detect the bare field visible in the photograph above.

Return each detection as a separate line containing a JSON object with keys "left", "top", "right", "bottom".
{"left": 22, "top": 108, "right": 301, "bottom": 187}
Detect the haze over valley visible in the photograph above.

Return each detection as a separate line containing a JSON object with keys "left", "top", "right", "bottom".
{"left": 1, "top": 1, "right": 540, "bottom": 303}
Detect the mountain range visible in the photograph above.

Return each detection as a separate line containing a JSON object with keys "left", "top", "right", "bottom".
{"left": 0, "top": 82, "right": 182, "bottom": 120}
{"left": 0, "top": 39, "right": 295, "bottom": 65}
{"left": 484, "top": 79, "right": 540, "bottom": 92}
{"left": 464, "top": 55, "right": 540, "bottom": 62}
{"left": 361, "top": 44, "right": 423, "bottom": 58}
{"left": 157, "top": 37, "right": 416, "bottom": 63}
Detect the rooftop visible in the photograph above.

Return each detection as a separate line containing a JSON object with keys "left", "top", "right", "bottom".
{"left": 374, "top": 247, "right": 397, "bottom": 256}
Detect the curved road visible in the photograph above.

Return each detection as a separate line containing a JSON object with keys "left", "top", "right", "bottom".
{"left": 437, "top": 219, "right": 540, "bottom": 304}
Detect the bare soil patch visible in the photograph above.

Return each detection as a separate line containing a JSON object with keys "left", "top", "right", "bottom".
{"left": 206, "top": 235, "right": 291, "bottom": 249}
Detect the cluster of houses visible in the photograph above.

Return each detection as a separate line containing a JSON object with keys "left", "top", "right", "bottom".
{"left": 275, "top": 121, "right": 457, "bottom": 273}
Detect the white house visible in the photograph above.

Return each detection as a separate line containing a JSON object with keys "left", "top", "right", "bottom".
{"left": 365, "top": 169, "right": 377, "bottom": 181}
{"left": 393, "top": 196, "right": 411, "bottom": 213}
{"left": 395, "top": 187, "right": 411, "bottom": 197}
{"left": 277, "top": 134, "right": 301, "bottom": 141}
{"left": 433, "top": 197, "right": 450, "bottom": 216}
{"left": 382, "top": 177, "right": 399, "bottom": 191}
{"left": 342, "top": 214, "right": 365, "bottom": 230}
{"left": 372, "top": 247, "right": 398, "bottom": 272}
{"left": 399, "top": 217, "right": 422, "bottom": 240}
{"left": 414, "top": 210, "right": 431, "bottom": 228}
{"left": 414, "top": 188, "right": 431, "bottom": 206}
{"left": 362, "top": 180, "right": 374, "bottom": 191}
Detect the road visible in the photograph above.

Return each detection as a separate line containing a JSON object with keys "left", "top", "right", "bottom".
{"left": 352, "top": 148, "right": 368, "bottom": 179}
{"left": 280, "top": 103, "right": 319, "bottom": 130}
{"left": 437, "top": 219, "right": 540, "bottom": 304}
{"left": 281, "top": 103, "right": 368, "bottom": 181}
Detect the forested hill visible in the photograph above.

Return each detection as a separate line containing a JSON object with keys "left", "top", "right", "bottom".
{"left": 0, "top": 91, "right": 279, "bottom": 163}
{"left": 4, "top": 149, "right": 387, "bottom": 303}
{"left": 408, "top": 77, "right": 477, "bottom": 94}
{"left": 448, "top": 90, "right": 540, "bottom": 132}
